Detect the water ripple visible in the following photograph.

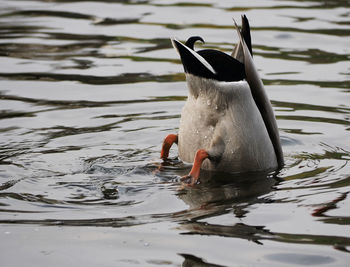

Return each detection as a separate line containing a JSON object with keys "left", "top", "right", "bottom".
{"left": 0, "top": 0, "right": 349, "bottom": 265}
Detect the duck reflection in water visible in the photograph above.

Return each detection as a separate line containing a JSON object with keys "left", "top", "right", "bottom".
{"left": 161, "top": 15, "right": 283, "bottom": 185}
{"left": 173, "top": 170, "right": 279, "bottom": 265}
{"left": 175, "top": 169, "right": 277, "bottom": 216}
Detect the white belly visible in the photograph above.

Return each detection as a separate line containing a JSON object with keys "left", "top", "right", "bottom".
{"left": 178, "top": 78, "right": 278, "bottom": 173}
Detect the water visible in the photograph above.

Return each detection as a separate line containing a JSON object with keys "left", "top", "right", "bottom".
{"left": 0, "top": 0, "right": 349, "bottom": 266}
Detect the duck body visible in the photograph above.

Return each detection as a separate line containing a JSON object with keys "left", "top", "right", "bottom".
{"left": 178, "top": 74, "right": 277, "bottom": 173}
{"left": 160, "top": 15, "right": 283, "bottom": 184}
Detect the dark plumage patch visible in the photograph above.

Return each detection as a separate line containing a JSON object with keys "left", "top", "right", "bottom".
{"left": 173, "top": 38, "right": 217, "bottom": 80}
{"left": 198, "top": 49, "right": 246, "bottom": 82}
{"left": 177, "top": 36, "right": 245, "bottom": 82}
{"left": 241, "top": 15, "right": 253, "bottom": 56}
{"left": 185, "top": 36, "right": 204, "bottom": 50}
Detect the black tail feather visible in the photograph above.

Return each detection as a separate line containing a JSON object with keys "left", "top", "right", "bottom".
{"left": 241, "top": 15, "right": 253, "bottom": 57}
{"left": 185, "top": 36, "right": 205, "bottom": 50}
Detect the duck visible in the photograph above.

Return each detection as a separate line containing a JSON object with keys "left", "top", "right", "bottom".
{"left": 160, "top": 15, "right": 283, "bottom": 185}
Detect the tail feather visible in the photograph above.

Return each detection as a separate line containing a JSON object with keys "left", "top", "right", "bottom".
{"left": 241, "top": 15, "right": 253, "bottom": 57}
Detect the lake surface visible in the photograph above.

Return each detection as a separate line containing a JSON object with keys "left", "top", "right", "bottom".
{"left": 0, "top": 0, "right": 349, "bottom": 266}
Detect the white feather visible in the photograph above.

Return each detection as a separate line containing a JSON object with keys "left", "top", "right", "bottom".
{"left": 178, "top": 74, "right": 278, "bottom": 173}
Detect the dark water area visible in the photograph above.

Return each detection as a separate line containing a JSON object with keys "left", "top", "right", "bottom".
{"left": 0, "top": 0, "right": 349, "bottom": 266}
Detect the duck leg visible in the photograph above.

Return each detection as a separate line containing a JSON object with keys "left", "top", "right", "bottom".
{"left": 181, "top": 149, "right": 209, "bottom": 185}
{"left": 160, "top": 134, "right": 178, "bottom": 160}
{"left": 180, "top": 136, "right": 224, "bottom": 185}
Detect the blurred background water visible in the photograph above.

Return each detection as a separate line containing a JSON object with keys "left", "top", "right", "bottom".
{"left": 0, "top": 0, "right": 349, "bottom": 266}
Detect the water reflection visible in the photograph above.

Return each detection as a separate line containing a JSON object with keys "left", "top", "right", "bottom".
{"left": 180, "top": 220, "right": 350, "bottom": 247}
{"left": 173, "top": 170, "right": 350, "bottom": 249}
{"left": 176, "top": 171, "right": 277, "bottom": 211}
{"left": 181, "top": 254, "right": 225, "bottom": 267}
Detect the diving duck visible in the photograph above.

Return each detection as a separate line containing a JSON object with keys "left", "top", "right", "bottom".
{"left": 161, "top": 15, "right": 283, "bottom": 185}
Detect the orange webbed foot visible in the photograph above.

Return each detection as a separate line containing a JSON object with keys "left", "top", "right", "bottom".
{"left": 181, "top": 149, "right": 209, "bottom": 186}
{"left": 160, "top": 134, "right": 178, "bottom": 160}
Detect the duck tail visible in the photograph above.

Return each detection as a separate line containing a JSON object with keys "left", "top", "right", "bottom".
{"left": 241, "top": 15, "right": 253, "bottom": 57}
